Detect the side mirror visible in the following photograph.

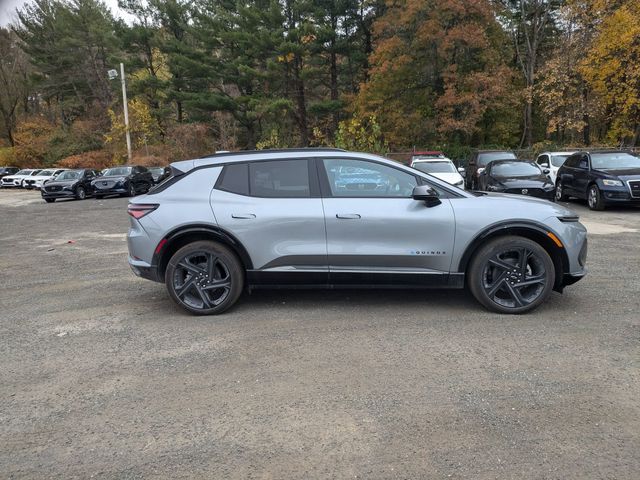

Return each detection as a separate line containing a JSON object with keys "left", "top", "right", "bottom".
{"left": 543, "top": 168, "right": 550, "bottom": 175}
{"left": 412, "top": 185, "right": 441, "bottom": 207}
{"left": 457, "top": 167, "right": 465, "bottom": 173}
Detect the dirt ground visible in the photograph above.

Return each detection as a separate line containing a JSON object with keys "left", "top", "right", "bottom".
{"left": 1, "top": 189, "right": 638, "bottom": 479}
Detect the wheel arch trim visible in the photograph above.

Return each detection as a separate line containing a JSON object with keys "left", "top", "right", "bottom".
{"left": 153, "top": 224, "right": 254, "bottom": 280}
{"left": 457, "top": 220, "right": 570, "bottom": 286}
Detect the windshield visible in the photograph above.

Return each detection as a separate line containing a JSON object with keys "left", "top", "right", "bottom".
{"left": 103, "top": 167, "right": 132, "bottom": 176}
{"left": 591, "top": 152, "right": 640, "bottom": 170}
{"left": 492, "top": 162, "right": 541, "bottom": 177}
{"left": 148, "top": 167, "right": 164, "bottom": 174}
{"left": 412, "top": 161, "right": 457, "bottom": 174}
{"left": 551, "top": 155, "right": 570, "bottom": 167}
{"left": 55, "top": 170, "right": 81, "bottom": 181}
{"left": 478, "top": 152, "right": 517, "bottom": 166}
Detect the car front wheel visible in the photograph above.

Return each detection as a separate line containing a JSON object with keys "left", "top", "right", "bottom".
{"left": 468, "top": 236, "right": 555, "bottom": 314}
{"left": 165, "top": 240, "right": 244, "bottom": 315}
{"left": 587, "top": 184, "right": 605, "bottom": 211}
{"left": 555, "top": 181, "right": 568, "bottom": 201}
{"left": 75, "top": 186, "right": 86, "bottom": 200}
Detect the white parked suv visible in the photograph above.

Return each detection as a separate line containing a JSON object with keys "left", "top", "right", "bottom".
{"left": 410, "top": 152, "right": 465, "bottom": 189}
{"left": 23, "top": 169, "right": 66, "bottom": 189}
{"left": 535, "top": 151, "right": 577, "bottom": 184}
{"left": 0, "top": 169, "right": 42, "bottom": 188}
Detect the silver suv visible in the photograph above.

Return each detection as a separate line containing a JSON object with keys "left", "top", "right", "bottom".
{"left": 127, "top": 148, "right": 587, "bottom": 315}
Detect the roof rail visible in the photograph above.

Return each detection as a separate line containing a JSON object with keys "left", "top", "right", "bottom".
{"left": 200, "top": 147, "right": 346, "bottom": 158}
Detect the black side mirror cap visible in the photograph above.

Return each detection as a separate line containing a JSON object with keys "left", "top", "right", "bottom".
{"left": 412, "top": 185, "right": 441, "bottom": 207}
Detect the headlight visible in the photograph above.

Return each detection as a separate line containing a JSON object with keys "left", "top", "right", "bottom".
{"left": 602, "top": 179, "right": 622, "bottom": 187}
{"left": 487, "top": 185, "right": 500, "bottom": 191}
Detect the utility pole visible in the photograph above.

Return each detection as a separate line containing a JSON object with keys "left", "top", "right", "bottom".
{"left": 120, "top": 63, "right": 132, "bottom": 162}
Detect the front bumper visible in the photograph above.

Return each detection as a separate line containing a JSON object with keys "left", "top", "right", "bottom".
{"left": 93, "top": 185, "right": 128, "bottom": 195}
{"left": 41, "top": 189, "right": 76, "bottom": 199}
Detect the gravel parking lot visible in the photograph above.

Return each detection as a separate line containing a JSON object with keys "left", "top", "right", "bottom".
{"left": 1, "top": 189, "right": 639, "bottom": 479}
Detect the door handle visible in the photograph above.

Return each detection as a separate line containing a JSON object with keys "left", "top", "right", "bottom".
{"left": 336, "top": 213, "right": 361, "bottom": 219}
{"left": 231, "top": 213, "right": 256, "bottom": 219}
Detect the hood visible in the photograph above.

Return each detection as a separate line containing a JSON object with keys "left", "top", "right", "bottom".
{"left": 596, "top": 168, "right": 640, "bottom": 180}
{"left": 43, "top": 178, "right": 79, "bottom": 187}
{"left": 92, "top": 175, "right": 129, "bottom": 182}
{"left": 483, "top": 191, "right": 573, "bottom": 213}
{"left": 430, "top": 172, "right": 464, "bottom": 184}
{"left": 490, "top": 175, "right": 552, "bottom": 188}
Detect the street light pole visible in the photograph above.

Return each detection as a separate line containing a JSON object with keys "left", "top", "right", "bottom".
{"left": 120, "top": 62, "right": 132, "bottom": 162}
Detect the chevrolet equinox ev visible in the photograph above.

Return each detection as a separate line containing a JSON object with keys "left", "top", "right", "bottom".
{"left": 127, "top": 148, "right": 588, "bottom": 315}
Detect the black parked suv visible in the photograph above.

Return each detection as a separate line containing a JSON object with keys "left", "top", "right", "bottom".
{"left": 466, "top": 150, "right": 517, "bottom": 190}
{"left": 555, "top": 150, "right": 640, "bottom": 210}
{"left": 0, "top": 166, "right": 19, "bottom": 180}
{"left": 41, "top": 169, "right": 99, "bottom": 202}
{"left": 91, "top": 165, "right": 154, "bottom": 199}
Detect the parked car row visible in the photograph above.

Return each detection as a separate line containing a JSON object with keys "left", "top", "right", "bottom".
{"left": 0, "top": 164, "right": 168, "bottom": 203}
{"left": 408, "top": 149, "right": 639, "bottom": 211}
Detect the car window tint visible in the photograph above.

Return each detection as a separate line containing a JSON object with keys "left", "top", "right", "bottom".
{"left": 537, "top": 155, "right": 548, "bottom": 165}
{"left": 249, "top": 160, "right": 310, "bottom": 198}
{"left": 322, "top": 159, "right": 417, "bottom": 197}
{"left": 578, "top": 156, "right": 588, "bottom": 169}
{"left": 217, "top": 163, "right": 249, "bottom": 195}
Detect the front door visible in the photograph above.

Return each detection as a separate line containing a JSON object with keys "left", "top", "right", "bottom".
{"left": 318, "top": 158, "right": 456, "bottom": 286}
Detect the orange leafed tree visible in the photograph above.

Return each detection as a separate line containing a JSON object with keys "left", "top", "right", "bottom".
{"left": 352, "top": 0, "right": 517, "bottom": 149}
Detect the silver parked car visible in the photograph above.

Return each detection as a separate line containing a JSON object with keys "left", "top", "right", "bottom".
{"left": 127, "top": 148, "right": 588, "bottom": 315}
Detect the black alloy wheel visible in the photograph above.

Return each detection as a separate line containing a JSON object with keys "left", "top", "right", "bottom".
{"left": 76, "top": 186, "right": 86, "bottom": 200}
{"left": 468, "top": 236, "right": 555, "bottom": 313}
{"left": 128, "top": 182, "right": 136, "bottom": 197}
{"left": 166, "top": 241, "right": 244, "bottom": 315}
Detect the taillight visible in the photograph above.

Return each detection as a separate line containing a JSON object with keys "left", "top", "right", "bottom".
{"left": 127, "top": 203, "right": 158, "bottom": 219}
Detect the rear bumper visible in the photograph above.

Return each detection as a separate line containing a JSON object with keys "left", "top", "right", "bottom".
{"left": 129, "top": 256, "right": 162, "bottom": 282}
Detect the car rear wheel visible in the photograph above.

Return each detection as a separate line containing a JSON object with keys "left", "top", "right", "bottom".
{"left": 468, "top": 236, "right": 555, "bottom": 314}
{"left": 587, "top": 184, "right": 605, "bottom": 211}
{"left": 75, "top": 186, "right": 86, "bottom": 200}
{"left": 127, "top": 183, "right": 136, "bottom": 197}
{"left": 165, "top": 240, "right": 244, "bottom": 315}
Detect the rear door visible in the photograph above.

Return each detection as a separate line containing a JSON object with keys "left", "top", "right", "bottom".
{"left": 318, "top": 157, "right": 456, "bottom": 286}
{"left": 210, "top": 158, "right": 328, "bottom": 285}
{"left": 573, "top": 154, "right": 591, "bottom": 198}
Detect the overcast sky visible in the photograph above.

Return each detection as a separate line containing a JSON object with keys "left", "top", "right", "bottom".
{"left": 0, "top": 0, "right": 133, "bottom": 27}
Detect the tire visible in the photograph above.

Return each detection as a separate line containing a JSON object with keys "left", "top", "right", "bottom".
{"left": 44, "top": 198, "right": 55, "bottom": 203}
{"left": 127, "top": 183, "right": 136, "bottom": 197}
{"left": 75, "top": 186, "right": 86, "bottom": 200}
{"left": 468, "top": 236, "right": 555, "bottom": 314}
{"left": 555, "top": 180, "right": 568, "bottom": 201}
{"left": 587, "top": 184, "right": 605, "bottom": 211}
{"left": 165, "top": 240, "right": 244, "bottom": 315}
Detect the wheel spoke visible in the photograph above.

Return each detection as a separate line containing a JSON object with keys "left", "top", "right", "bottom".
{"left": 175, "top": 276, "right": 197, "bottom": 298}
{"left": 202, "top": 278, "right": 231, "bottom": 290}
{"left": 514, "top": 274, "right": 546, "bottom": 288}
{"left": 504, "top": 281, "right": 526, "bottom": 307}
{"left": 194, "top": 285, "right": 212, "bottom": 308}
{"left": 178, "top": 258, "right": 206, "bottom": 275}
{"left": 206, "top": 253, "right": 218, "bottom": 280}
{"left": 488, "top": 257, "right": 514, "bottom": 272}
{"left": 518, "top": 248, "right": 530, "bottom": 274}
{"left": 487, "top": 272, "right": 507, "bottom": 298}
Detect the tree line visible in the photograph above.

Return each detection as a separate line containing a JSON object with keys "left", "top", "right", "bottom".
{"left": 0, "top": 0, "right": 638, "bottom": 168}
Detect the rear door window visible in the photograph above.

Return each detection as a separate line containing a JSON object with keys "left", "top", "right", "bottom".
{"left": 249, "top": 160, "right": 310, "bottom": 198}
